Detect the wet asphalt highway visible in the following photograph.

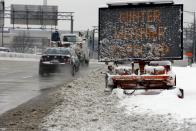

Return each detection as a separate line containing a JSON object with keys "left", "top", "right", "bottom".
{"left": 0, "top": 60, "right": 102, "bottom": 115}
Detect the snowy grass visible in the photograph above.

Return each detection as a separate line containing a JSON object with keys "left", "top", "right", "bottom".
{"left": 117, "top": 66, "right": 196, "bottom": 122}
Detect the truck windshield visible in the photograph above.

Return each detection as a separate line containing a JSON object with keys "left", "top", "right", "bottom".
{"left": 63, "top": 36, "right": 76, "bottom": 42}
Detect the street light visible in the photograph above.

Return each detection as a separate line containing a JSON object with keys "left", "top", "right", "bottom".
{"left": 184, "top": 11, "right": 196, "bottom": 63}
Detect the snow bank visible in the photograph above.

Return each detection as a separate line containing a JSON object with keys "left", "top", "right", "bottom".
{"left": 192, "top": 64, "right": 196, "bottom": 67}
{"left": 0, "top": 52, "right": 40, "bottom": 58}
{"left": 0, "top": 52, "right": 40, "bottom": 61}
{"left": 0, "top": 57, "right": 40, "bottom": 61}
{"left": 118, "top": 66, "right": 196, "bottom": 122}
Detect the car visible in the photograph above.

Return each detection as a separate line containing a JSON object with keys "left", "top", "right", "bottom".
{"left": 39, "top": 47, "right": 80, "bottom": 76}
{"left": 0, "top": 47, "right": 11, "bottom": 52}
{"left": 61, "top": 34, "right": 90, "bottom": 65}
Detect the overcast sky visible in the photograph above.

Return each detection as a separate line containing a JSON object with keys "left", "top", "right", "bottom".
{"left": 3, "top": 0, "right": 196, "bottom": 30}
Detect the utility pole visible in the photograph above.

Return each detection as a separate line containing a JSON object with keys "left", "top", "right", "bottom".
{"left": 42, "top": 0, "right": 47, "bottom": 29}
{"left": 1, "top": 0, "right": 4, "bottom": 47}
{"left": 184, "top": 11, "right": 196, "bottom": 63}
{"left": 193, "top": 12, "right": 196, "bottom": 62}
{"left": 70, "top": 14, "right": 73, "bottom": 34}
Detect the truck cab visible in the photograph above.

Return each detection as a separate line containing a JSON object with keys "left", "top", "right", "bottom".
{"left": 61, "top": 33, "right": 90, "bottom": 65}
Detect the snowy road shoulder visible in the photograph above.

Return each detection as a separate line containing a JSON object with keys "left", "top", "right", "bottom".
{"left": 40, "top": 65, "right": 196, "bottom": 131}
{"left": 118, "top": 66, "right": 196, "bottom": 124}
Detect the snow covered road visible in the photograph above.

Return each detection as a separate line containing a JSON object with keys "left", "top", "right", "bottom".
{"left": 40, "top": 65, "right": 196, "bottom": 131}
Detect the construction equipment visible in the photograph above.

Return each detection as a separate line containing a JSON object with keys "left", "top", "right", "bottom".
{"left": 105, "top": 60, "right": 176, "bottom": 91}
{"left": 99, "top": 1, "right": 183, "bottom": 94}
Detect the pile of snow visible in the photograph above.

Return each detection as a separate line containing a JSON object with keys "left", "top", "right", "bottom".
{"left": 192, "top": 63, "right": 196, "bottom": 67}
{"left": 116, "top": 66, "right": 196, "bottom": 122}
{"left": 144, "top": 65, "right": 165, "bottom": 74}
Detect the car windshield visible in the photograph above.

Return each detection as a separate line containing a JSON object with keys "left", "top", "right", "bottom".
{"left": 44, "top": 48, "right": 71, "bottom": 55}
{"left": 63, "top": 36, "right": 76, "bottom": 42}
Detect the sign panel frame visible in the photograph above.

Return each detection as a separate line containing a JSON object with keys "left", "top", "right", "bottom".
{"left": 11, "top": 4, "right": 58, "bottom": 26}
{"left": 98, "top": 3, "right": 183, "bottom": 62}
{"left": 0, "top": 1, "right": 4, "bottom": 27}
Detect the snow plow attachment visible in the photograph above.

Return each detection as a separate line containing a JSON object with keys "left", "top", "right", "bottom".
{"left": 105, "top": 61, "right": 176, "bottom": 91}
{"left": 111, "top": 75, "right": 175, "bottom": 90}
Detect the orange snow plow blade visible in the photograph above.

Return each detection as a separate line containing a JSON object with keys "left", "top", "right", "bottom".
{"left": 112, "top": 75, "right": 172, "bottom": 89}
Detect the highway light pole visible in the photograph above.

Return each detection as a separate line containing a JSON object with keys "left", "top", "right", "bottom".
{"left": 1, "top": 0, "right": 4, "bottom": 47}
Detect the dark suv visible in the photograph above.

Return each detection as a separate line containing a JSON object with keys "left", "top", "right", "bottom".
{"left": 39, "top": 47, "right": 80, "bottom": 76}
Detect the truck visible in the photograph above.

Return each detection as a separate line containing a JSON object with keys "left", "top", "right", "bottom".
{"left": 50, "top": 31, "right": 90, "bottom": 65}
{"left": 99, "top": 1, "right": 183, "bottom": 97}
{"left": 60, "top": 33, "right": 90, "bottom": 65}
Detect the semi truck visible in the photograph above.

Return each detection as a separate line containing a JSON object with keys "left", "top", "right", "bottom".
{"left": 99, "top": 1, "right": 183, "bottom": 96}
